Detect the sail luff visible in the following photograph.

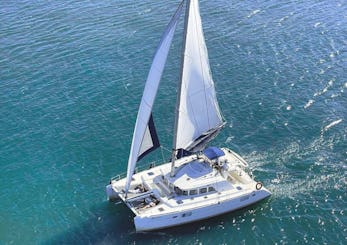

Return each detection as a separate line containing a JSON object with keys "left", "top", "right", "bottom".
{"left": 125, "top": 1, "right": 184, "bottom": 193}
{"left": 171, "top": 0, "right": 191, "bottom": 177}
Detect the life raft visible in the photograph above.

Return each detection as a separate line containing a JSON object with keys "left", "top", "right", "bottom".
{"left": 256, "top": 182, "right": 263, "bottom": 190}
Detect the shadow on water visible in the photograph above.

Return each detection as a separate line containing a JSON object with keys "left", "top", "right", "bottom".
{"left": 44, "top": 201, "right": 132, "bottom": 244}
{"left": 45, "top": 198, "right": 271, "bottom": 245}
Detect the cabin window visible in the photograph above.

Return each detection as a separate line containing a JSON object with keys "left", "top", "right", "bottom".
{"left": 174, "top": 186, "right": 183, "bottom": 195}
{"left": 240, "top": 195, "right": 250, "bottom": 202}
{"left": 200, "top": 187, "right": 207, "bottom": 194}
{"left": 208, "top": 186, "right": 216, "bottom": 192}
{"left": 182, "top": 212, "right": 192, "bottom": 217}
{"left": 183, "top": 190, "right": 188, "bottom": 196}
{"left": 189, "top": 189, "right": 197, "bottom": 195}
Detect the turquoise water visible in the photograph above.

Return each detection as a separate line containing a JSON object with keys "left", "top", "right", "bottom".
{"left": 1, "top": 0, "right": 346, "bottom": 244}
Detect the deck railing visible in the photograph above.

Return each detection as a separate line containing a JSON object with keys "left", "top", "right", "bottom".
{"left": 110, "top": 161, "right": 159, "bottom": 182}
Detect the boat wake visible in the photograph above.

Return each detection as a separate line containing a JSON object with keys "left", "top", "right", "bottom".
{"left": 242, "top": 131, "right": 346, "bottom": 200}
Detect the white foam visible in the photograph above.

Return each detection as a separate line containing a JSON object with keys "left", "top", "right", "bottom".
{"left": 279, "top": 16, "right": 289, "bottom": 23}
{"left": 323, "top": 119, "right": 343, "bottom": 132}
{"left": 314, "top": 79, "right": 334, "bottom": 97}
{"left": 247, "top": 9, "right": 261, "bottom": 18}
{"left": 304, "top": 99, "right": 315, "bottom": 109}
{"left": 225, "top": 136, "right": 234, "bottom": 143}
{"left": 314, "top": 22, "right": 321, "bottom": 28}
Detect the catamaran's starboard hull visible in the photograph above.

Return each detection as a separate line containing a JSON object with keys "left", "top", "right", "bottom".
{"left": 134, "top": 188, "right": 270, "bottom": 231}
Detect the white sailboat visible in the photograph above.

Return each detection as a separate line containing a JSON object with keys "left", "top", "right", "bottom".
{"left": 106, "top": 0, "right": 271, "bottom": 231}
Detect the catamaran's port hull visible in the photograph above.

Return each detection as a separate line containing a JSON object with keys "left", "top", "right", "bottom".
{"left": 106, "top": 184, "right": 120, "bottom": 201}
{"left": 134, "top": 188, "right": 270, "bottom": 231}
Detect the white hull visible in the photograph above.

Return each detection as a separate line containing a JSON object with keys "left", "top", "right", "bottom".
{"left": 107, "top": 148, "right": 271, "bottom": 231}
{"left": 134, "top": 188, "right": 270, "bottom": 231}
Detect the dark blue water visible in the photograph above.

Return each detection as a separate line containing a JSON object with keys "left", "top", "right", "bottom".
{"left": 1, "top": 0, "right": 346, "bottom": 244}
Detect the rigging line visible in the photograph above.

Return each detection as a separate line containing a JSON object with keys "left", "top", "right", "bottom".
{"left": 160, "top": 145, "right": 172, "bottom": 153}
{"left": 171, "top": 0, "right": 191, "bottom": 177}
{"left": 174, "top": 0, "right": 192, "bottom": 149}
{"left": 160, "top": 146, "right": 166, "bottom": 163}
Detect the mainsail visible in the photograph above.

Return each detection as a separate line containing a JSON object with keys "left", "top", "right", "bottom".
{"left": 124, "top": 2, "right": 184, "bottom": 193}
{"left": 174, "top": 0, "right": 224, "bottom": 152}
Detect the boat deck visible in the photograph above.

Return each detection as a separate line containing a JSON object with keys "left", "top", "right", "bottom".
{"left": 110, "top": 148, "right": 260, "bottom": 217}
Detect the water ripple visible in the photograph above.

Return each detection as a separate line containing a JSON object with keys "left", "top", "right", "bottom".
{"left": 1, "top": 0, "right": 346, "bottom": 244}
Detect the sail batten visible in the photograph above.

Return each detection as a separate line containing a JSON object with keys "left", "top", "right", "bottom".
{"left": 124, "top": 1, "right": 184, "bottom": 193}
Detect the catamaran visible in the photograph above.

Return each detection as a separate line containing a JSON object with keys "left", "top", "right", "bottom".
{"left": 106, "top": 0, "right": 271, "bottom": 231}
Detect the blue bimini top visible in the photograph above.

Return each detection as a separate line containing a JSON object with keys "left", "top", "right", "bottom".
{"left": 203, "top": 147, "right": 225, "bottom": 160}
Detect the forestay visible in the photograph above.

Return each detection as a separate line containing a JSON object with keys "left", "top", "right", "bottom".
{"left": 125, "top": 2, "right": 184, "bottom": 193}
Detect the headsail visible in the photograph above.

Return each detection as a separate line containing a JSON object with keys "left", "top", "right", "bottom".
{"left": 174, "top": 0, "right": 224, "bottom": 152}
{"left": 124, "top": 1, "right": 184, "bottom": 193}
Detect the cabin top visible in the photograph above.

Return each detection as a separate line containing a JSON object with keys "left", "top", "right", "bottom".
{"left": 164, "top": 147, "right": 230, "bottom": 194}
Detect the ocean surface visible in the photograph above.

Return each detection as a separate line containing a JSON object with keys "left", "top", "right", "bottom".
{"left": 1, "top": 0, "right": 346, "bottom": 244}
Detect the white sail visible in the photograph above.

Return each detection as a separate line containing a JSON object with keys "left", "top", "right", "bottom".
{"left": 174, "top": 0, "right": 224, "bottom": 151}
{"left": 125, "top": 2, "right": 184, "bottom": 193}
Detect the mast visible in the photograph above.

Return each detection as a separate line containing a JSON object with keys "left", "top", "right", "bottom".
{"left": 171, "top": 0, "right": 191, "bottom": 177}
